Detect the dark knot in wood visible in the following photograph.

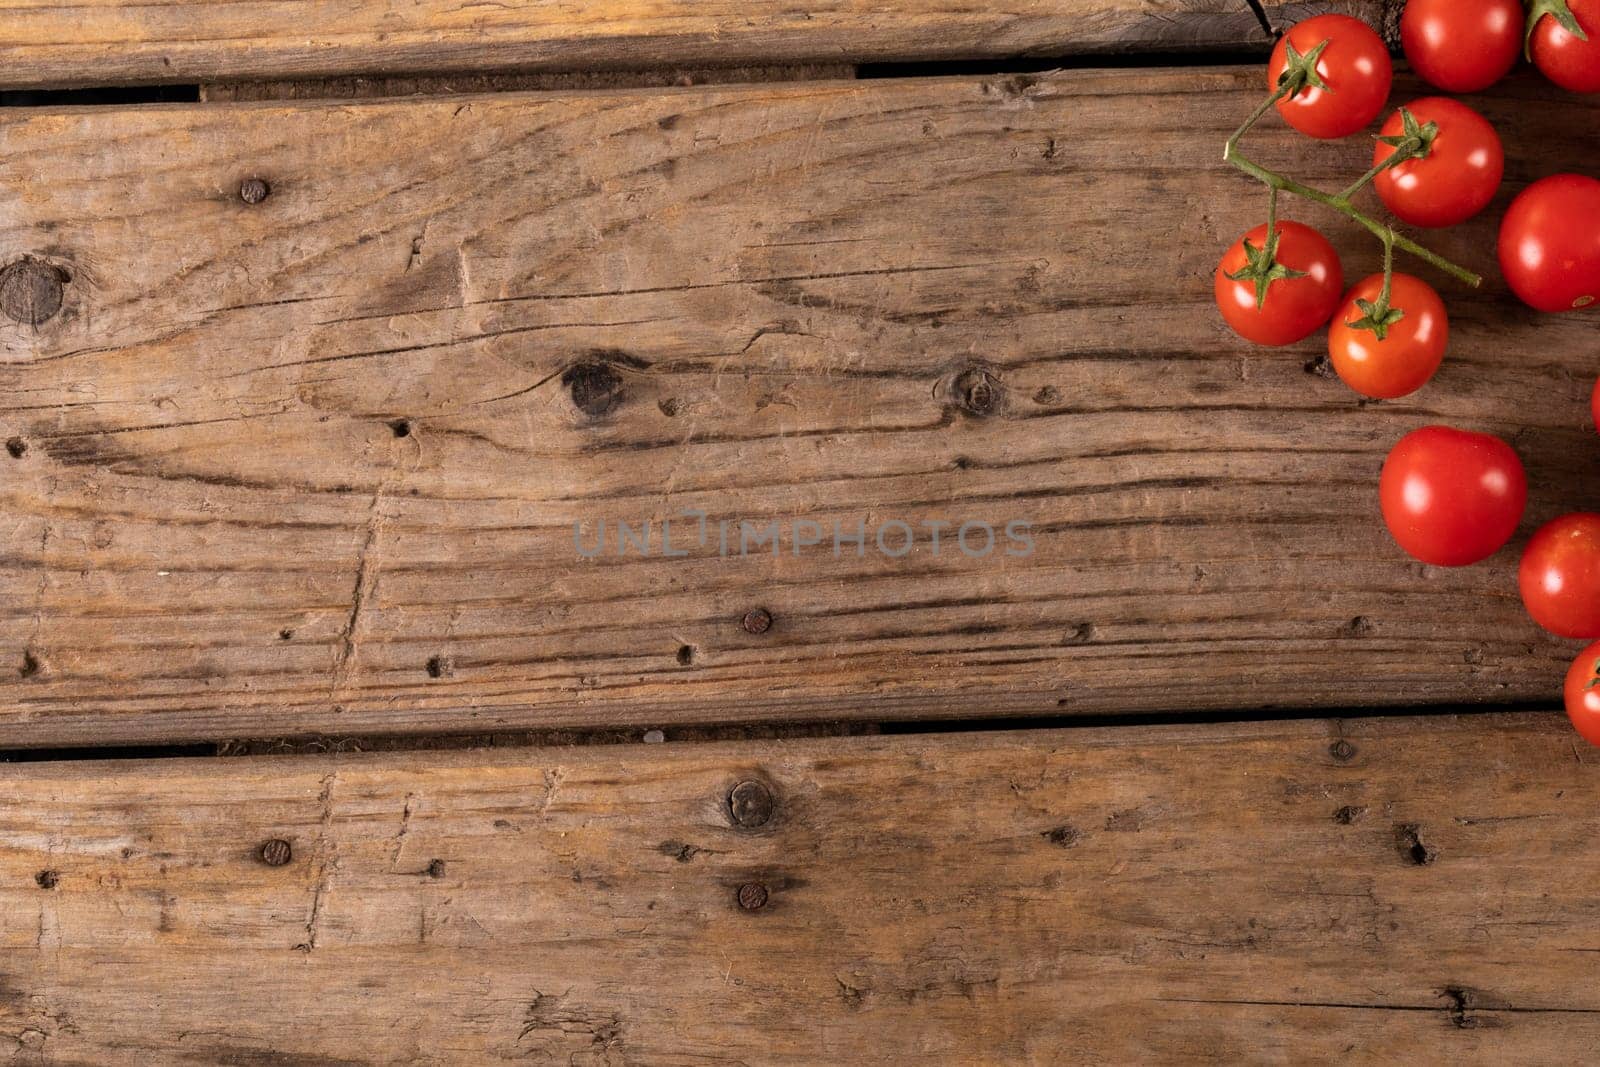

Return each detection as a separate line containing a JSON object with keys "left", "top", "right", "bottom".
{"left": 0, "top": 259, "right": 67, "bottom": 325}
{"left": 563, "top": 361, "right": 625, "bottom": 417}
{"left": 728, "top": 779, "right": 775, "bottom": 828}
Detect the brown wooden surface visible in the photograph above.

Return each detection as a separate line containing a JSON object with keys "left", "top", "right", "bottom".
{"left": 1257, "top": 1, "right": 1397, "bottom": 41}
{"left": 1, "top": 69, "right": 1595, "bottom": 747}
{"left": 0, "top": 0, "right": 1274, "bottom": 90}
{"left": 0, "top": 714, "right": 1594, "bottom": 1063}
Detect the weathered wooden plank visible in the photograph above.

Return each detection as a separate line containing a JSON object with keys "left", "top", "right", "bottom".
{"left": 0, "top": 714, "right": 1597, "bottom": 1062}
{"left": 0, "top": 0, "right": 1273, "bottom": 90}
{"left": 0, "top": 69, "right": 1593, "bottom": 746}
{"left": 1256, "top": 1, "right": 1398, "bottom": 41}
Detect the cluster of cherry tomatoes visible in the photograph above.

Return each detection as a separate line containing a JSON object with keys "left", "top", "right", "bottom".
{"left": 1212, "top": 2, "right": 1600, "bottom": 746}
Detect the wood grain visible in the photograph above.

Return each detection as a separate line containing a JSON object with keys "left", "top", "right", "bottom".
{"left": 0, "top": 0, "right": 1274, "bottom": 90}
{"left": 1256, "top": 1, "right": 1399, "bottom": 41}
{"left": 1, "top": 69, "right": 1595, "bottom": 747}
{"left": 1, "top": 714, "right": 1598, "bottom": 1062}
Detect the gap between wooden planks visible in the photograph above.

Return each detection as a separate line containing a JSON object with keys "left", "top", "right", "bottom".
{"left": 0, "top": 0, "right": 1286, "bottom": 90}
{"left": 0, "top": 713, "right": 1596, "bottom": 1063}
{"left": 0, "top": 67, "right": 1595, "bottom": 747}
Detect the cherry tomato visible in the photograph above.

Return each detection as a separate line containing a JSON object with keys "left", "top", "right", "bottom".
{"left": 1519, "top": 513, "right": 1600, "bottom": 638}
{"left": 1400, "top": 0, "right": 1522, "bottom": 93}
{"left": 1564, "top": 640, "right": 1600, "bottom": 746}
{"left": 1269, "top": 15, "right": 1392, "bottom": 140}
{"left": 1215, "top": 221, "right": 1344, "bottom": 346}
{"left": 1530, "top": 0, "right": 1600, "bottom": 92}
{"left": 1498, "top": 174, "right": 1600, "bottom": 312}
{"left": 1372, "top": 99, "right": 1504, "bottom": 229}
{"left": 1379, "top": 427, "right": 1526, "bottom": 567}
{"left": 1328, "top": 273, "right": 1448, "bottom": 399}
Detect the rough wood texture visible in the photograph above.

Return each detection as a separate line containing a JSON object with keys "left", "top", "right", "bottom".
{"left": 1256, "top": 1, "right": 1399, "bottom": 41}
{"left": 1, "top": 69, "right": 1594, "bottom": 746}
{"left": 0, "top": 714, "right": 1597, "bottom": 1062}
{"left": 0, "top": 1, "right": 1273, "bottom": 90}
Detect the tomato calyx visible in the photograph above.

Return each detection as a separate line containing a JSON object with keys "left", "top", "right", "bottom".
{"left": 1525, "top": 0, "right": 1590, "bottom": 59}
{"left": 1224, "top": 229, "right": 1307, "bottom": 311}
{"left": 1376, "top": 108, "right": 1439, "bottom": 164}
{"left": 1275, "top": 38, "right": 1333, "bottom": 99}
{"left": 1346, "top": 295, "right": 1406, "bottom": 340}
{"left": 1346, "top": 235, "right": 1406, "bottom": 341}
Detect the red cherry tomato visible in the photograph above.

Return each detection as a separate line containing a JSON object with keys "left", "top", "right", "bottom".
{"left": 1379, "top": 427, "right": 1526, "bottom": 567}
{"left": 1269, "top": 14, "right": 1393, "bottom": 139}
{"left": 1400, "top": 0, "right": 1522, "bottom": 93}
{"left": 1498, "top": 174, "right": 1600, "bottom": 312}
{"left": 1372, "top": 99, "right": 1504, "bottom": 229}
{"left": 1530, "top": 0, "right": 1600, "bottom": 92}
{"left": 1215, "top": 221, "right": 1344, "bottom": 346}
{"left": 1519, "top": 514, "right": 1600, "bottom": 638}
{"left": 1564, "top": 640, "right": 1600, "bottom": 746}
{"left": 1328, "top": 273, "right": 1448, "bottom": 399}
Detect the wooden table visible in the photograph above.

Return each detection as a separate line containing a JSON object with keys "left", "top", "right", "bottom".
{"left": 2, "top": 1, "right": 1598, "bottom": 1061}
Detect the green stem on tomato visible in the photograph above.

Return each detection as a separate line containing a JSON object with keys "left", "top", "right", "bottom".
{"left": 1339, "top": 150, "right": 1410, "bottom": 202}
{"left": 1343, "top": 108, "right": 1438, "bottom": 201}
{"left": 1224, "top": 150, "right": 1482, "bottom": 289}
{"left": 1222, "top": 84, "right": 1482, "bottom": 290}
{"left": 1525, "top": 0, "right": 1589, "bottom": 62}
{"left": 1378, "top": 229, "right": 1395, "bottom": 308}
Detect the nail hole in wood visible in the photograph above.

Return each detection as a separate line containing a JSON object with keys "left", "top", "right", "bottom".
{"left": 259, "top": 838, "right": 293, "bottom": 867}
{"left": 1395, "top": 823, "right": 1437, "bottom": 866}
{"left": 388, "top": 419, "right": 411, "bottom": 438}
{"left": 426, "top": 859, "right": 446, "bottom": 878}
{"left": 18, "top": 651, "right": 39, "bottom": 679}
{"left": 951, "top": 366, "right": 1002, "bottom": 418}
{"left": 240, "top": 178, "right": 271, "bottom": 205}
{"left": 676, "top": 645, "right": 695, "bottom": 666}
{"left": 1344, "top": 615, "right": 1374, "bottom": 637}
{"left": 1041, "top": 825, "right": 1081, "bottom": 848}
{"left": 34, "top": 870, "right": 58, "bottom": 890}
{"left": 5, "top": 437, "right": 26, "bottom": 459}
{"left": 1443, "top": 987, "right": 1480, "bottom": 1029}
{"left": 1064, "top": 622, "right": 1098, "bottom": 645}
{"left": 1304, "top": 354, "right": 1336, "bottom": 378}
